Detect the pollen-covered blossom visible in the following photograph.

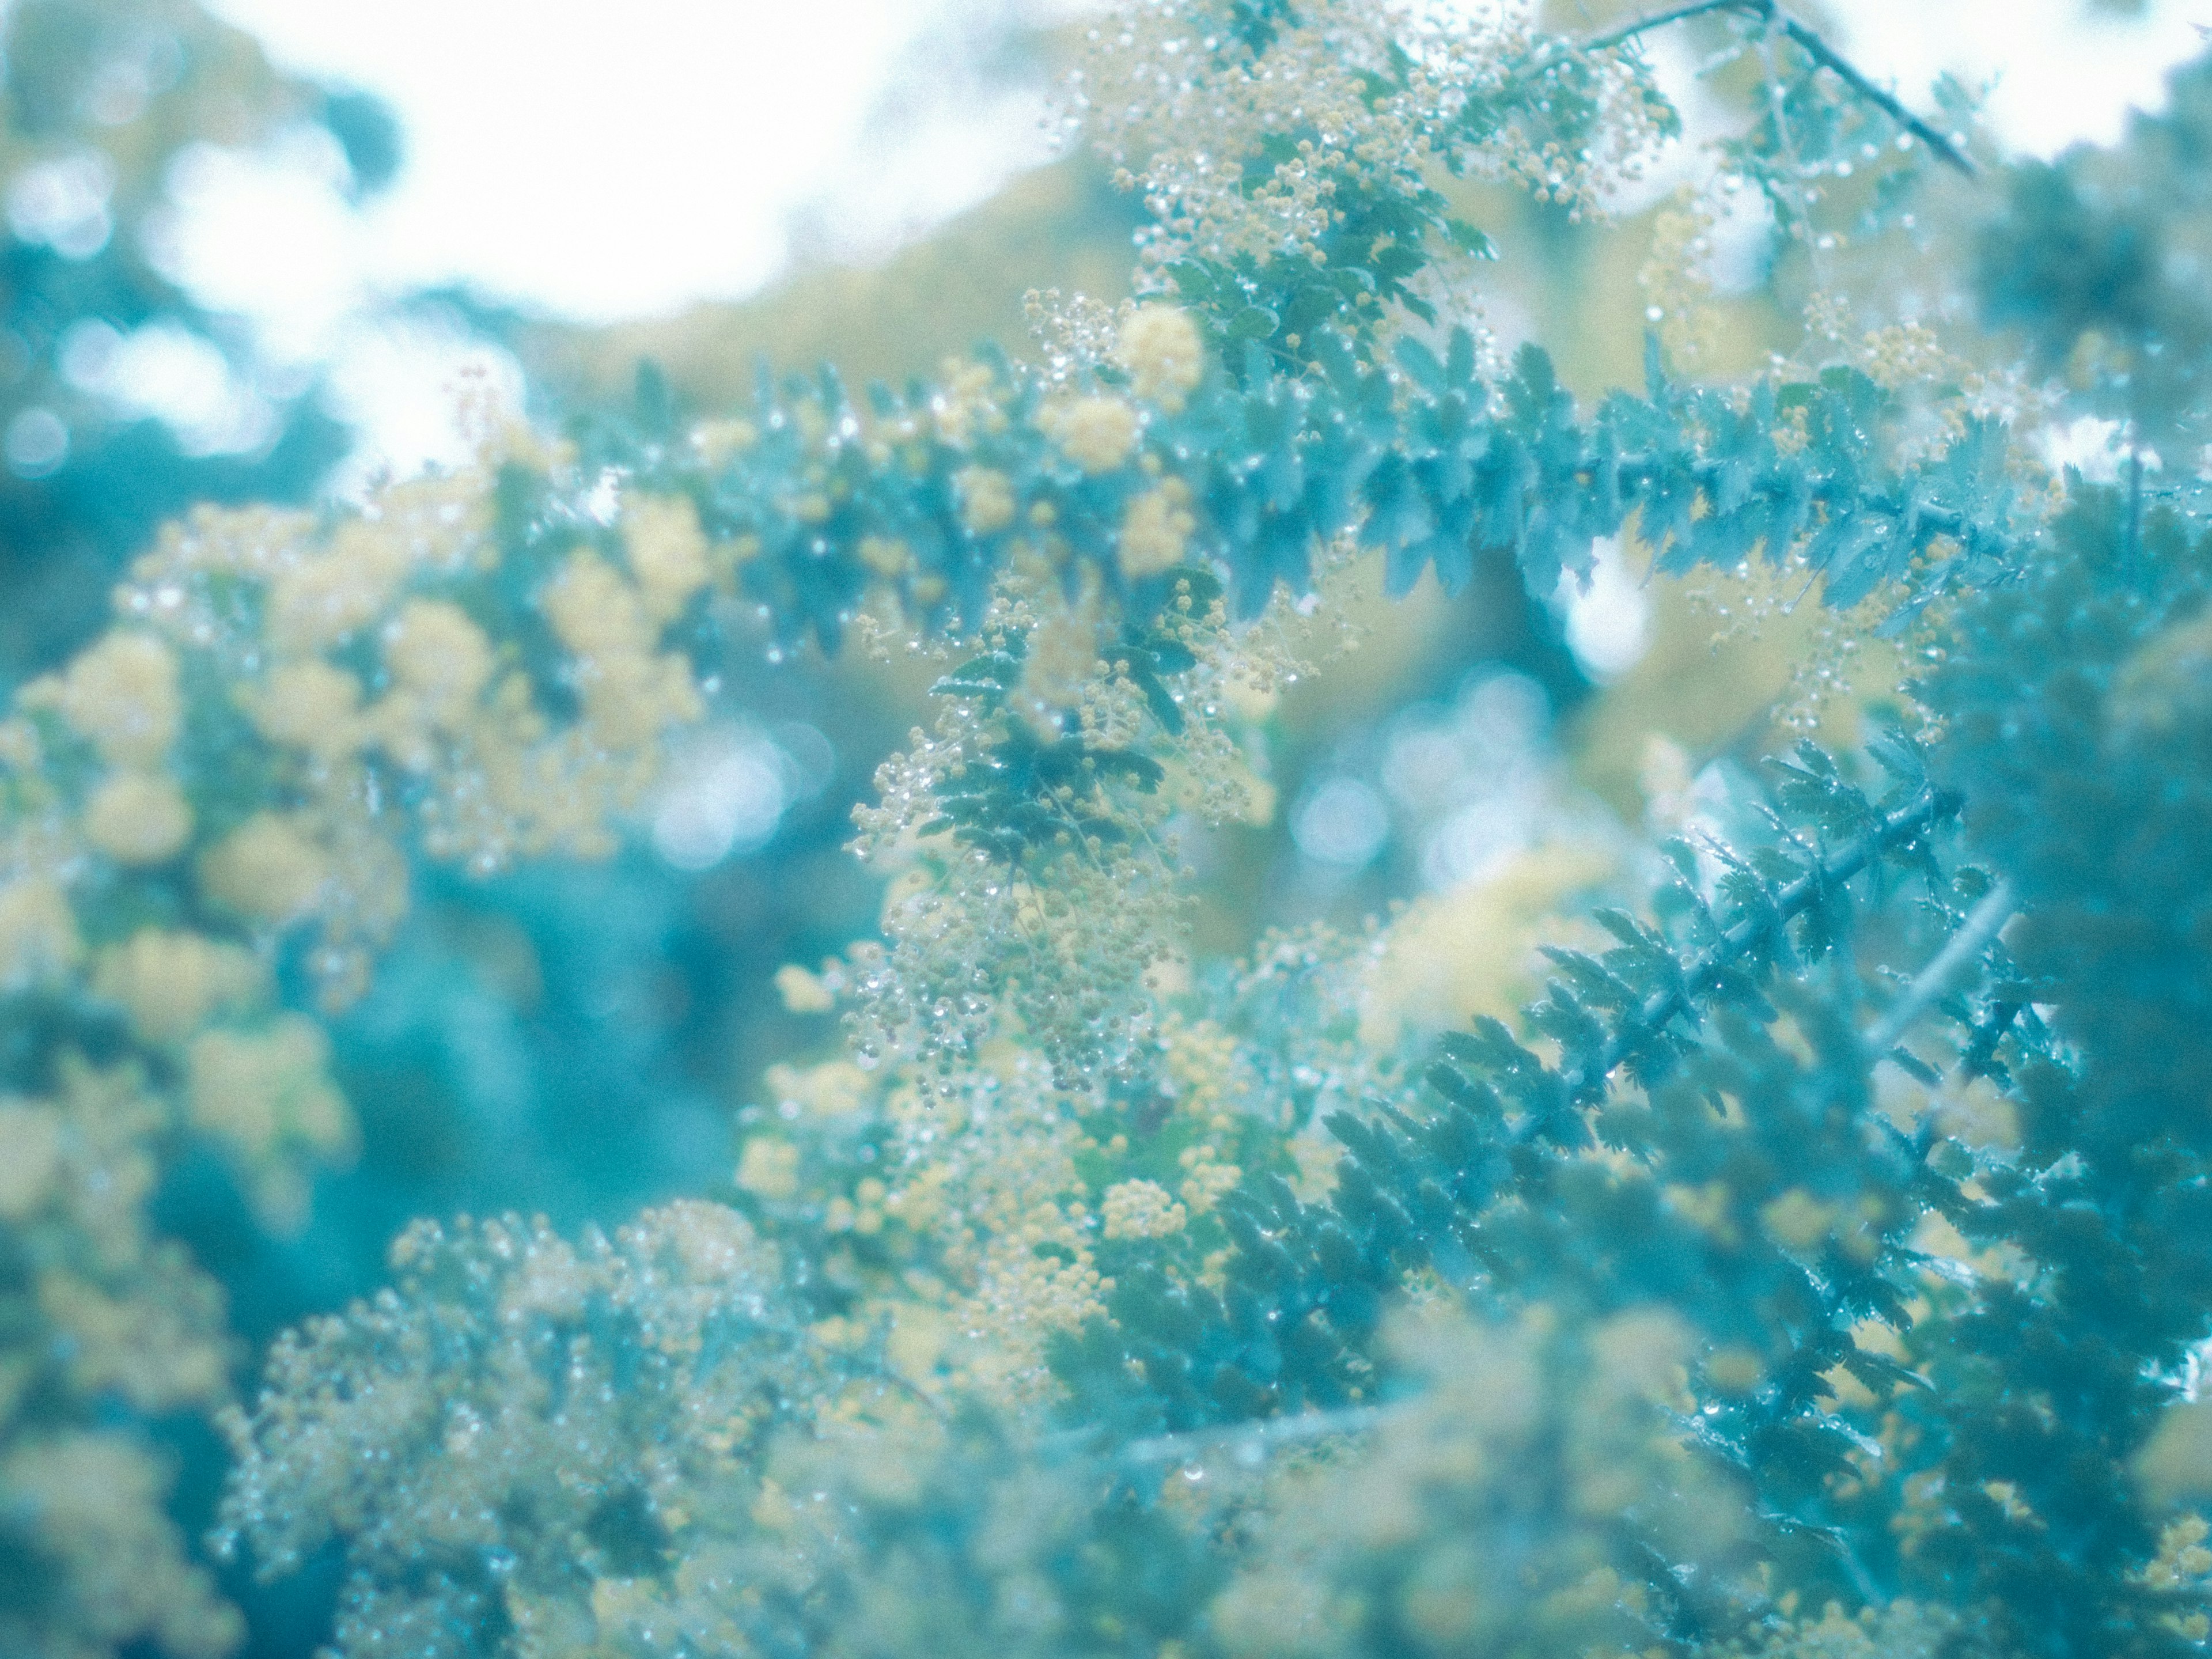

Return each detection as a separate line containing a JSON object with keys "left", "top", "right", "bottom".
{"left": 47, "top": 632, "right": 183, "bottom": 767}
{"left": 1041, "top": 393, "right": 1141, "bottom": 474}
{"left": 880, "top": 1053, "right": 1106, "bottom": 1402}
{"left": 81, "top": 771, "right": 192, "bottom": 866}
{"left": 0, "top": 876, "right": 82, "bottom": 990}
{"left": 264, "top": 519, "right": 418, "bottom": 657}
{"left": 1119, "top": 479, "right": 1197, "bottom": 577}
{"left": 735, "top": 1135, "right": 802, "bottom": 1200}
{"left": 1101, "top": 1177, "right": 1187, "bottom": 1239}
{"left": 198, "top": 813, "right": 329, "bottom": 925}
{"left": 1176, "top": 1142, "right": 1243, "bottom": 1214}
{"left": 216, "top": 1206, "right": 830, "bottom": 1656}
{"left": 248, "top": 659, "right": 364, "bottom": 759}
{"left": 380, "top": 600, "right": 496, "bottom": 734}
{"left": 1115, "top": 304, "right": 1205, "bottom": 409}
{"left": 185, "top": 1016, "right": 354, "bottom": 1176}
{"left": 931, "top": 359, "right": 1009, "bottom": 448}
{"left": 90, "top": 929, "right": 263, "bottom": 1046}
{"left": 954, "top": 465, "right": 1018, "bottom": 535}
{"left": 1078, "top": 0, "right": 1673, "bottom": 284}
{"left": 620, "top": 491, "right": 713, "bottom": 622}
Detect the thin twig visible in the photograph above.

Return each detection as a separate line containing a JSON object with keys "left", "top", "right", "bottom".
{"left": 1862, "top": 877, "right": 2017, "bottom": 1058}
{"left": 1582, "top": 0, "right": 1745, "bottom": 52}
{"left": 1580, "top": 0, "right": 1978, "bottom": 178}
{"left": 1774, "top": 17, "right": 1976, "bottom": 175}
{"left": 1119, "top": 1403, "right": 1388, "bottom": 1468}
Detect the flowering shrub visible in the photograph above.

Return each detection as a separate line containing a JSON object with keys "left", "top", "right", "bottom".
{"left": 9, "top": 2, "right": 2212, "bottom": 1656}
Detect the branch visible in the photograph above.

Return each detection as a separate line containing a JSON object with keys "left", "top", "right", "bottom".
{"left": 1774, "top": 17, "right": 1978, "bottom": 176}
{"left": 1582, "top": 0, "right": 1745, "bottom": 52}
{"left": 1580, "top": 0, "right": 1978, "bottom": 177}
{"left": 1569, "top": 782, "right": 1957, "bottom": 1101}
{"left": 1862, "top": 877, "right": 2017, "bottom": 1057}
{"left": 1118, "top": 1403, "right": 1388, "bottom": 1469}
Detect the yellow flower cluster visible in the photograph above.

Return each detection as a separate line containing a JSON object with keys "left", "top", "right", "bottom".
{"left": 1101, "top": 1176, "right": 1187, "bottom": 1240}
{"left": 185, "top": 1016, "right": 356, "bottom": 1230}
{"left": 1120, "top": 479, "right": 1197, "bottom": 578}
{"left": 953, "top": 465, "right": 1018, "bottom": 536}
{"left": 1115, "top": 304, "right": 1206, "bottom": 410}
{"left": 1040, "top": 393, "right": 1141, "bottom": 475}
{"left": 931, "top": 358, "right": 1010, "bottom": 449}
{"left": 0, "top": 876, "right": 82, "bottom": 991}
{"left": 880, "top": 1051, "right": 1107, "bottom": 1401}
{"left": 1082, "top": 0, "right": 1671, "bottom": 292}
{"left": 0, "top": 1056, "right": 242, "bottom": 1659}
{"left": 90, "top": 928, "right": 263, "bottom": 1046}
{"left": 24, "top": 631, "right": 195, "bottom": 866}
{"left": 77, "top": 458, "right": 725, "bottom": 1012}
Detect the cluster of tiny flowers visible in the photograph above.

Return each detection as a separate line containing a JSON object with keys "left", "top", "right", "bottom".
{"left": 850, "top": 572, "right": 1266, "bottom": 1089}
{"left": 0, "top": 1058, "right": 241, "bottom": 1659}
{"left": 102, "top": 441, "right": 720, "bottom": 1008}
{"left": 1203, "top": 1304, "right": 1732, "bottom": 1659}
{"left": 877, "top": 1051, "right": 1108, "bottom": 1402}
{"left": 1023, "top": 286, "right": 1135, "bottom": 386}
{"left": 215, "top": 1204, "right": 850, "bottom": 1659}
{"left": 1073, "top": 0, "right": 1673, "bottom": 280}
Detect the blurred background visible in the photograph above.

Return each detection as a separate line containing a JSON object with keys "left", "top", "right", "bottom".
{"left": 0, "top": 0, "right": 2199, "bottom": 1650}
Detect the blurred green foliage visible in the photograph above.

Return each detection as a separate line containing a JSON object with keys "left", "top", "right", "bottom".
{"left": 9, "top": 3, "right": 2212, "bottom": 1658}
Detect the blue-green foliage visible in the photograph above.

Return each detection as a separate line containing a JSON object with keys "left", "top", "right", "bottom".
{"left": 113, "top": 7, "right": 2212, "bottom": 1659}
{"left": 0, "top": 0, "right": 383, "bottom": 683}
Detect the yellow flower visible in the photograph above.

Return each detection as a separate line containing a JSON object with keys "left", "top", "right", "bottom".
{"left": 199, "top": 815, "right": 327, "bottom": 925}
{"left": 1043, "top": 395, "right": 1141, "bottom": 475}
{"left": 1119, "top": 480, "right": 1196, "bottom": 578}
{"left": 955, "top": 467, "right": 1017, "bottom": 536}
{"left": 763, "top": 1058, "right": 872, "bottom": 1119}
{"left": 1116, "top": 304, "right": 1205, "bottom": 410}
{"left": 0, "top": 1103, "right": 62, "bottom": 1219}
{"left": 265, "top": 521, "right": 411, "bottom": 654}
{"left": 689, "top": 418, "right": 758, "bottom": 467}
{"left": 55, "top": 632, "right": 182, "bottom": 767}
{"left": 0, "top": 878, "right": 82, "bottom": 990}
{"left": 772, "top": 964, "right": 836, "bottom": 1013}
{"left": 186, "top": 1015, "right": 355, "bottom": 1165}
{"left": 82, "top": 771, "right": 193, "bottom": 865}
{"left": 92, "top": 929, "right": 263, "bottom": 1046}
{"left": 1760, "top": 1187, "right": 1836, "bottom": 1253}
{"left": 622, "top": 493, "right": 712, "bottom": 623}
{"left": 249, "top": 659, "right": 364, "bottom": 757}
{"left": 382, "top": 600, "right": 494, "bottom": 721}
{"left": 857, "top": 535, "right": 911, "bottom": 578}
{"left": 735, "top": 1137, "right": 801, "bottom": 1201}
{"left": 1177, "top": 1145, "right": 1242, "bottom": 1214}
{"left": 543, "top": 551, "right": 654, "bottom": 659}
{"left": 1101, "top": 1178, "right": 1188, "bottom": 1240}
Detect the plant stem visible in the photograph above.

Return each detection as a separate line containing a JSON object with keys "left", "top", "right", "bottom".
{"left": 1581, "top": 0, "right": 1978, "bottom": 177}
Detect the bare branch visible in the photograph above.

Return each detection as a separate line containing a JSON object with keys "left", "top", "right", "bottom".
{"left": 1863, "top": 877, "right": 2017, "bottom": 1058}
{"left": 1119, "top": 1404, "right": 1389, "bottom": 1469}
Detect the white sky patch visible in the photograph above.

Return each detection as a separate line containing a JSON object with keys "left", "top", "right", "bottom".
{"left": 60, "top": 319, "right": 280, "bottom": 454}
{"left": 1554, "top": 536, "right": 1650, "bottom": 684}
{"left": 1824, "top": 0, "right": 2212, "bottom": 159}
{"left": 317, "top": 321, "right": 528, "bottom": 495}
{"left": 203, "top": 0, "right": 1063, "bottom": 324}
